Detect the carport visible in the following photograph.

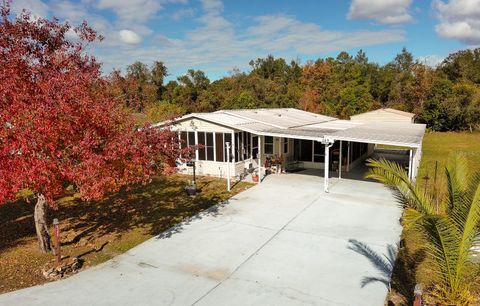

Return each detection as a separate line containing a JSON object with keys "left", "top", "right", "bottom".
{"left": 322, "top": 122, "right": 426, "bottom": 192}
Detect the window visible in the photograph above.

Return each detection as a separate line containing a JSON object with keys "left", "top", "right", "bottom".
{"left": 313, "top": 141, "right": 325, "bottom": 163}
{"left": 294, "top": 139, "right": 313, "bottom": 162}
{"left": 243, "top": 132, "right": 251, "bottom": 160}
{"left": 215, "top": 133, "right": 224, "bottom": 162}
{"left": 264, "top": 136, "right": 273, "bottom": 154}
{"left": 188, "top": 132, "right": 195, "bottom": 147}
{"left": 252, "top": 136, "right": 259, "bottom": 159}
{"left": 198, "top": 132, "right": 206, "bottom": 160}
{"left": 283, "top": 138, "right": 288, "bottom": 154}
{"left": 206, "top": 133, "right": 214, "bottom": 161}
{"left": 234, "top": 132, "right": 240, "bottom": 161}
{"left": 180, "top": 132, "right": 188, "bottom": 150}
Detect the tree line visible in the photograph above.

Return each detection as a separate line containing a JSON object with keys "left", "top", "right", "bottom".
{"left": 110, "top": 48, "right": 480, "bottom": 131}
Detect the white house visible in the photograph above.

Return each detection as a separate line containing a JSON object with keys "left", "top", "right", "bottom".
{"left": 154, "top": 108, "right": 425, "bottom": 192}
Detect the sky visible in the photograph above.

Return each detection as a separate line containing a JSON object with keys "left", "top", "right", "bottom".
{"left": 9, "top": 0, "right": 480, "bottom": 80}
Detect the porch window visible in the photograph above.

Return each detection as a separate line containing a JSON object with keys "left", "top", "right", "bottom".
{"left": 294, "top": 139, "right": 313, "bottom": 162}
{"left": 215, "top": 133, "right": 224, "bottom": 162}
{"left": 188, "top": 132, "right": 195, "bottom": 147}
{"left": 252, "top": 136, "right": 259, "bottom": 159}
{"left": 206, "top": 132, "right": 214, "bottom": 161}
{"left": 196, "top": 132, "right": 214, "bottom": 161}
{"left": 235, "top": 132, "right": 240, "bottom": 161}
{"left": 283, "top": 138, "right": 288, "bottom": 154}
{"left": 180, "top": 132, "right": 188, "bottom": 150}
{"left": 198, "top": 132, "right": 206, "bottom": 160}
{"left": 313, "top": 141, "right": 325, "bottom": 162}
{"left": 243, "top": 132, "right": 251, "bottom": 160}
{"left": 264, "top": 136, "right": 273, "bottom": 154}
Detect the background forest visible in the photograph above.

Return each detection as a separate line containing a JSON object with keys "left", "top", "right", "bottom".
{"left": 108, "top": 48, "right": 480, "bottom": 131}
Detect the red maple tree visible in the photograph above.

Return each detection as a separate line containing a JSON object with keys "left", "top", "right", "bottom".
{"left": 0, "top": 4, "right": 185, "bottom": 252}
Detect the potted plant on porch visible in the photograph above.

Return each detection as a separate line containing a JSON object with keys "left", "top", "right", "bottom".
{"left": 252, "top": 171, "right": 259, "bottom": 183}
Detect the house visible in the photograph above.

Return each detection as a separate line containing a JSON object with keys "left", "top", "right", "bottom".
{"left": 350, "top": 108, "right": 415, "bottom": 123}
{"left": 154, "top": 108, "right": 425, "bottom": 192}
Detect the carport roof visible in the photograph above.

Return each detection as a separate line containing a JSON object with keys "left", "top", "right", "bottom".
{"left": 324, "top": 122, "right": 426, "bottom": 148}
{"left": 155, "top": 108, "right": 426, "bottom": 148}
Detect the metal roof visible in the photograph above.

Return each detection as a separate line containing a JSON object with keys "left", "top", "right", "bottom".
{"left": 155, "top": 108, "right": 426, "bottom": 148}
{"left": 218, "top": 108, "right": 336, "bottom": 128}
{"left": 350, "top": 108, "right": 415, "bottom": 119}
{"left": 325, "top": 122, "right": 426, "bottom": 147}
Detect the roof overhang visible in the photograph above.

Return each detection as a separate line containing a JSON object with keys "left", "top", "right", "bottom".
{"left": 152, "top": 110, "right": 426, "bottom": 149}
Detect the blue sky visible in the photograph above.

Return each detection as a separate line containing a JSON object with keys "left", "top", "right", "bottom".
{"left": 11, "top": 0, "right": 480, "bottom": 80}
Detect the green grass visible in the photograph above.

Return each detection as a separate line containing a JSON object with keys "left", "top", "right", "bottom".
{"left": 418, "top": 131, "right": 480, "bottom": 189}
{"left": 387, "top": 131, "right": 480, "bottom": 305}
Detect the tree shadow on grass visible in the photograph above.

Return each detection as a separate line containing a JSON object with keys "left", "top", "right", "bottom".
{"left": 0, "top": 175, "right": 246, "bottom": 253}
{"left": 348, "top": 239, "right": 425, "bottom": 305}
{"left": 0, "top": 199, "right": 36, "bottom": 251}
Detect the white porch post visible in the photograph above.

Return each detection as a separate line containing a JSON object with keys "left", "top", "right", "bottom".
{"left": 226, "top": 142, "right": 231, "bottom": 192}
{"left": 231, "top": 131, "right": 236, "bottom": 179}
{"left": 324, "top": 142, "right": 330, "bottom": 193}
{"left": 411, "top": 148, "right": 417, "bottom": 182}
{"left": 194, "top": 130, "right": 199, "bottom": 161}
{"left": 339, "top": 140, "right": 343, "bottom": 179}
{"left": 258, "top": 135, "right": 262, "bottom": 182}
{"left": 408, "top": 148, "right": 413, "bottom": 181}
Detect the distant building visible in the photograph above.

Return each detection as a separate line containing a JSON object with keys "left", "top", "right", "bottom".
{"left": 350, "top": 108, "right": 415, "bottom": 123}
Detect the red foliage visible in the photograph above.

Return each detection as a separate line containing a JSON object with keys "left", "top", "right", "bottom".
{"left": 0, "top": 5, "right": 185, "bottom": 206}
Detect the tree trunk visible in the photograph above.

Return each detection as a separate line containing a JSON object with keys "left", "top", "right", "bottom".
{"left": 34, "top": 194, "right": 51, "bottom": 253}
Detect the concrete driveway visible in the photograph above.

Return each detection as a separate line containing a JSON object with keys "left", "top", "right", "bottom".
{"left": 0, "top": 171, "right": 403, "bottom": 306}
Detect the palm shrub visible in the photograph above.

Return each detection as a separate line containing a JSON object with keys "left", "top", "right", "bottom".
{"left": 366, "top": 155, "right": 480, "bottom": 304}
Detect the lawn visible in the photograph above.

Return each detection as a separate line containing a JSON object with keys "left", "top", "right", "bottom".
{"left": 0, "top": 174, "right": 252, "bottom": 294}
{"left": 387, "top": 131, "right": 480, "bottom": 304}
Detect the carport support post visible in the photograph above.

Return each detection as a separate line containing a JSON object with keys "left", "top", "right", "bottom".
{"left": 258, "top": 136, "right": 262, "bottom": 182}
{"left": 339, "top": 140, "right": 343, "bottom": 179}
{"left": 408, "top": 148, "right": 413, "bottom": 181}
{"left": 324, "top": 142, "right": 330, "bottom": 193}
{"left": 231, "top": 131, "right": 236, "bottom": 180}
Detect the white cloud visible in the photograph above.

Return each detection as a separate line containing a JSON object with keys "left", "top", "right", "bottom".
{"left": 201, "top": 0, "right": 223, "bottom": 15}
{"left": 96, "top": 0, "right": 162, "bottom": 23}
{"left": 434, "top": 0, "right": 480, "bottom": 45}
{"left": 10, "top": 0, "right": 49, "bottom": 18}
{"left": 95, "top": 9, "right": 405, "bottom": 76}
{"left": 347, "top": 0, "right": 413, "bottom": 24}
{"left": 171, "top": 8, "right": 195, "bottom": 21}
{"left": 119, "top": 30, "right": 142, "bottom": 44}
{"left": 10, "top": 0, "right": 406, "bottom": 77}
